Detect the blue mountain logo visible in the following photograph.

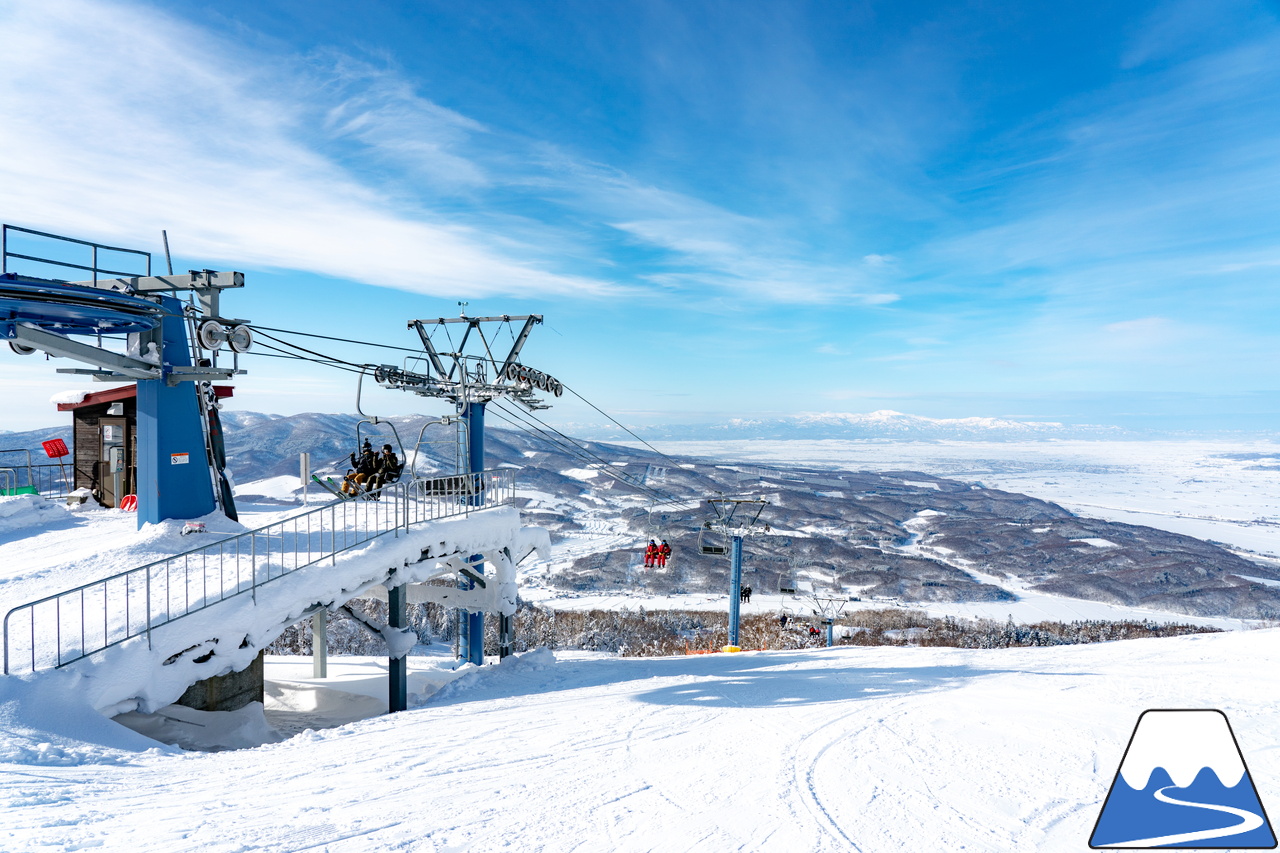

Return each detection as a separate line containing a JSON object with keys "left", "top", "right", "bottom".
{"left": 1091, "top": 709, "right": 1276, "bottom": 848}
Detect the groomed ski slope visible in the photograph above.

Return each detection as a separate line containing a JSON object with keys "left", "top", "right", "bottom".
{"left": 3, "top": 628, "right": 1279, "bottom": 851}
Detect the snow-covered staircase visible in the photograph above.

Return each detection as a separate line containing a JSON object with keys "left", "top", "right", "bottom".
{"left": 0, "top": 470, "right": 545, "bottom": 715}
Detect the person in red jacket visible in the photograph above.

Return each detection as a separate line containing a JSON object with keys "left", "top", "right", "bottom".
{"left": 644, "top": 540, "right": 657, "bottom": 568}
{"left": 658, "top": 540, "right": 671, "bottom": 568}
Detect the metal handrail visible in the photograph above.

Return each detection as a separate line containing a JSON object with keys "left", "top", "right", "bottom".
{"left": 0, "top": 461, "right": 72, "bottom": 497}
{"left": 2, "top": 467, "right": 515, "bottom": 673}
{"left": 2, "top": 224, "right": 151, "bottom": 281}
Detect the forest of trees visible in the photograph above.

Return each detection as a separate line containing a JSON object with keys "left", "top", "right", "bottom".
{"left": 266, "top": 601, "right": 1221, "bottom": 659}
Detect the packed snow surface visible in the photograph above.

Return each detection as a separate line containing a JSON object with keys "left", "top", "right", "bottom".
{"left": 2, "top": 630, "right": 1279, "bottom": 851}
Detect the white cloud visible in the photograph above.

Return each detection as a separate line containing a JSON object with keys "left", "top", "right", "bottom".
{"left": 0, "top": 0, "right": 907, "bottom": 310}
{"left": 1103, "top": 316, "right": 1172, "bottom": 336}
{"left": 0, "top": 0, "right": 614, "bottom": 299}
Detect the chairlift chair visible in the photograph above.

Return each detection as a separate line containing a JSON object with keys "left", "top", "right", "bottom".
{"left": 698, "top": 522, "right": 728, "bottom": 555}
{"left": 410, "top": 416, "right": 465, "bottom": 480}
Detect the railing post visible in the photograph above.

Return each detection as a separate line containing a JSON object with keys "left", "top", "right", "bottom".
{"left": 145, "top": 569, "right": 152, "bottom": 650}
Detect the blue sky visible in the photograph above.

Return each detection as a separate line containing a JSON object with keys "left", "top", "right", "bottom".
{"left": 2, "top": 0, "right": 1278, "bottom": 431}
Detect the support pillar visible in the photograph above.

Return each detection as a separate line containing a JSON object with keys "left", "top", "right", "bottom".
{"left": 824, "top": 619, "right": 834, "bottom": 648}
{"left": 498, "top": 613, "right": 514, "bottom": 660}
{"left": 459, "top": 401, "right": 486, "bottom": 666}
{"left": 388, "top": 584, "right": 407, "bottom": 713}
{"left": 311, "top": 610, "right": 327, "bottom": 679}
{"left": 727, "top": 534, "right": 744, "bottom": 650}
{"left": 135, "top": 295, "right": 216, "bottom": 528}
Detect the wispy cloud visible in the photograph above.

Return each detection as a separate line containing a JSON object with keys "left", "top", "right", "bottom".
{"left": 0, "top": 0, "right": 906, "bottom": 309}
{"left": 923, "top": 20, "right": 1280, "bottom": 293}
{"left": 0, "top": 0, "right": 614, "bottom": 299}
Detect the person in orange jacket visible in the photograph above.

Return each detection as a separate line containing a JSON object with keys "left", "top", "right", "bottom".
{"left": 658, "top": 540, "right": 671, "bottom": 568}
{"left": 644, "top": 540, "right": 658, "bottom": 568}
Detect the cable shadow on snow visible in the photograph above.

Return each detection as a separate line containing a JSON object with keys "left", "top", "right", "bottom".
{"left": 422, "top": 649, "right": 1033, "bottom": 710}
{"left": 633, "top": 658, "right": 1018, "bottom": 709}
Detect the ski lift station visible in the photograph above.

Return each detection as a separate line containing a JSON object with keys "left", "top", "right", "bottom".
{"left": 0, "top": 224, "right": 552, "bottom": 720}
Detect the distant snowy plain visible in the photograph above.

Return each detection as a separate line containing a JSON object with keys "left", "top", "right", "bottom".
{"left": 635, "top": 439, "right": 1280, "bottom": 558}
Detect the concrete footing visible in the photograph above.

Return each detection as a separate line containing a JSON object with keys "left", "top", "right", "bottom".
{"left": 176, "top": 649, "right": 265, "bottom": 712}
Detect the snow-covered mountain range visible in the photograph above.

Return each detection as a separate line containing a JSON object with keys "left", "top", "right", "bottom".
{"left": 576, "top": 409, "right": 1132, "bottom": 441}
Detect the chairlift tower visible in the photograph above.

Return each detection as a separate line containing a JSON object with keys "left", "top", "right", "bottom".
{"left": 373, "top": 311, "right": 560, "bottom": 665}
{"left": 803, "top": 596, "right": 859, "bottom": 647}
{"left": 704, "top": 498, "right": 769, "bottom": 651}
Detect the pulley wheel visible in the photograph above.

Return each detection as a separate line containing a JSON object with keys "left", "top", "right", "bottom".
{"left": 227, "top": 324, "right": 253, "bottom": 354}
{"left": 197, "top": 320, "right": 227, "bottom": 351}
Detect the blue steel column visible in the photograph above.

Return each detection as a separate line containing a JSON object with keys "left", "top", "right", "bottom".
{"left": 388, "top": 584, "right": 407, "bottom": 712}
{"left": 728, "top": 535, "right": 744, "bottom": 648}
{"left": 458, "top": 401, "right": 486, "bottom": 666}
{"left": 135, "top": 295, "right": 216, "bottom": 529}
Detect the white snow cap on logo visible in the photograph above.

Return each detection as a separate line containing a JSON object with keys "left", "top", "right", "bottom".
{"left": 1119, "top": 710, "right": 1246, "bottom": 790}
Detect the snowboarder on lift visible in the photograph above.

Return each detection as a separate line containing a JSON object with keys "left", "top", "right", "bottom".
{"left": 349, "top": 441, "right": 377, "bottom": 491}
{"left": 658, "top": 540, "right": 671, "bottom": 568}
{"left": 370, "top": 444, "right": 401, "bottom": 492}
{"left": 644, "top": 540, "right": 658, "bottom": 568}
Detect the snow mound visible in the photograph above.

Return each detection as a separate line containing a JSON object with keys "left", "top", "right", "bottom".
{"left": 0, "top": 494, "right": 68, "bottom": 534}
{"left": 425, "top": 647, "right": 557, "bottom": 705}
{"left": 114, "top": 702, "right": 285, "bottom": 752}
{"left": 0, "top": 672, "right": 172, "bottom": 765}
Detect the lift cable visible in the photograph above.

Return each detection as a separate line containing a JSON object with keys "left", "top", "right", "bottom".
{"left": 489, "top": 399, "right": 682, "bottom": 505}
{"left": 244, "top": 337, "right": 369, "bottom": 372}
{"left": 249, "top": 328, "right": 369, "bottom": 370}
{"left": 240, "top": 333, "right": 666, "bottom": 500}
{"left": 236, "top": 322, "right": 695, "bottom": 505}
{"left": 487, "top": 406, "right": 677, "bottom": 506}
{"left": 485, "top": 402, "right": 641, "bottom": 488}
{"left": 558, "top": 381, "right": 682, "bottom": 468}
{"left": 241, "top": 325, "right": 678, "bottom": 473}
{"left": 242, "top": 346, "right": 368, "bottom": 376}
{"left": 245, "top": 324, "right": 427, "bottom": 356}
